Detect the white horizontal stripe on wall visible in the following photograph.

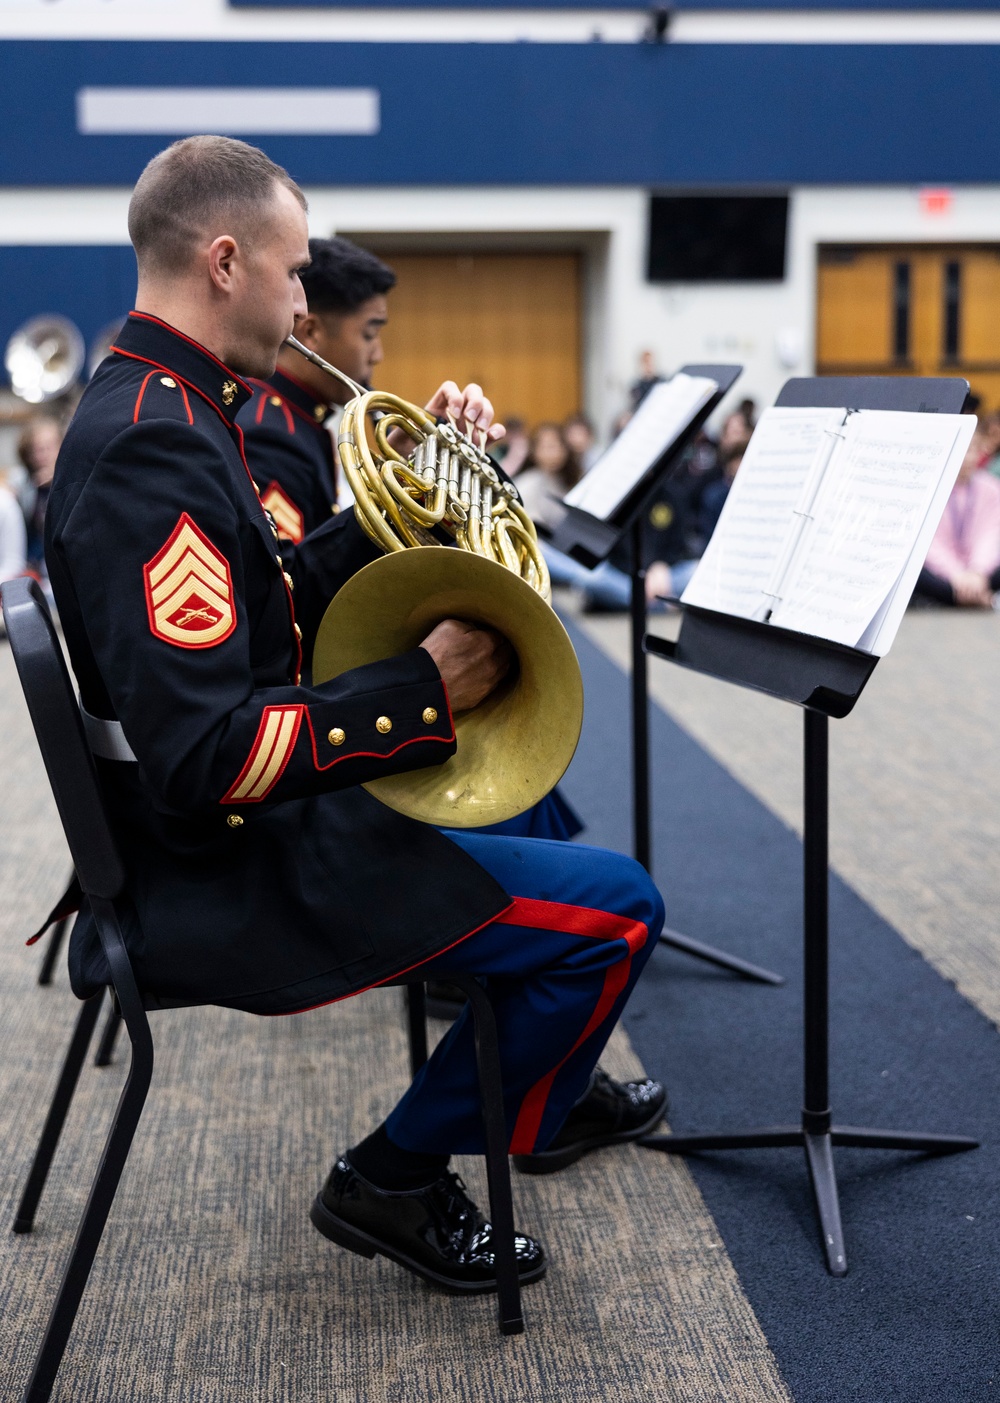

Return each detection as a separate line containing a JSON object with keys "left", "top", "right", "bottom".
{"left": 76, "top": 87, "right": 380, "bottom": 136}
{"left": 2, "top": 3, "right": 1000, "bottom": 46}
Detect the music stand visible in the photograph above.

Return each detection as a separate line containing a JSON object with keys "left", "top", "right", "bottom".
{"left": 639, "top": 376, "right": 980, "bottom": 1275}
{"left": 553, "top": 364, "right": 782, "bottom": 985}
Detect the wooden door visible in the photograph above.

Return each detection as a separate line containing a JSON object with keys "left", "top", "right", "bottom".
{"left": 816, "top": 244, "right": 1000, "bottom": 410}
{"left": 373, "top": 251, "right": 582, "bottom": 429}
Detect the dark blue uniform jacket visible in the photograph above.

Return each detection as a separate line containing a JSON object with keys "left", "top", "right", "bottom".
{"left": 45, "top": 312, "right": 509, "bottom": 1014}
{"left": 238, "top": 367, "right": 337, "bottom": 543}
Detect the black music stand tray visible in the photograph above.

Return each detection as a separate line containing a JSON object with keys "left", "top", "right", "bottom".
{"left": 553, "top": 364, "right": 781, "bottom": 986}
{"left": 639, "top": 376, "right": 980, "bottom": 1275}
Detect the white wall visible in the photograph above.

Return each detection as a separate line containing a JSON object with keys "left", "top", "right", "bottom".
{"left": 4, "top": 182, "right": 1000, "bottom": 436}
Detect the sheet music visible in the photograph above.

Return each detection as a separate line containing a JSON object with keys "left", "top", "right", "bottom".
{"left": 863, "top": 416, "right": 976, "bottom": 653}
{"left": 770, "top": 410, "right": 972, "bottom": 647}
{"left": 680, "top": 407, "right": 848, "bottom": 619}
{"left": 565, "top": 373, "right": 717, "bottom": 522}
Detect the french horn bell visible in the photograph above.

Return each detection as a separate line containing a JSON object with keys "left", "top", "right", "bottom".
{"left": 287, "top": 335, "right": 584, "bottom": 829}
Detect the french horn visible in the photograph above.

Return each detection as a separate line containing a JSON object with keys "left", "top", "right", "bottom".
{"left": 287, "top": 335, "right": 583, "bottom": 828}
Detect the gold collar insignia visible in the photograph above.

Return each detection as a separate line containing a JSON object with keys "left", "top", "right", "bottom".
{"left": 222, "top": 379, "right": 238, "bottom": 407}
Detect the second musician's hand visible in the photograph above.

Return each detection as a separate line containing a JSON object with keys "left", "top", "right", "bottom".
{"left": 385, "top": 380, "right": 505, "bottom": 455}
{"left": 420, "top": 618, "right": 513, "bottom": 712}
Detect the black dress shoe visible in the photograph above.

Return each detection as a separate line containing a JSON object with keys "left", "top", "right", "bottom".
{"left": 310, "top": 1157, "right": 547, "bottom": 1294}
{"left": 513, "top": 1067, "right": 668, "bottom": 1175}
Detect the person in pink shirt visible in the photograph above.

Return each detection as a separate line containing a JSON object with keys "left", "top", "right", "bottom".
{"left": 915, "top": 432, "right": 1000, "bottom": 607}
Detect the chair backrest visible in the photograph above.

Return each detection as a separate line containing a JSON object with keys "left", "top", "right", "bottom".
{"left": 2, "top": 577, "right": 125, "bottom": 901}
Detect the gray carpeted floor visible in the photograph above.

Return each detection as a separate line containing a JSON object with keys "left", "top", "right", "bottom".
{"left": 0, "top": 639, "right": 789, "bottom": 1403}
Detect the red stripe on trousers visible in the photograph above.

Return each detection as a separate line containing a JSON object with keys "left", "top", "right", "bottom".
{"left": 493, "top": 896, "right": 649, "bottom": 1154}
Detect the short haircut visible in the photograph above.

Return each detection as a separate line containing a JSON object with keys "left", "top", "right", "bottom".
{"left": 300, "top": 237, "right": 396, "bottom": 315}
{"left": 128, "top": 135, "right": 306, "bottom": 276}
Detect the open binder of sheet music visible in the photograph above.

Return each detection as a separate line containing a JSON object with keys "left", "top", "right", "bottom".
{"left": 565, "top": 372, "right": 719, "bottom": 523}
{"left": 680, "top": 406, "right": 977, "bottom": 655}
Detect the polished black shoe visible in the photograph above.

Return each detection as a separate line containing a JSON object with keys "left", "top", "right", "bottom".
{"left": 513, "top": 1067, "right": 668, "bottom": 1175}
{"left": 310, "top": 1157, "right": 546, "bottom": 1294}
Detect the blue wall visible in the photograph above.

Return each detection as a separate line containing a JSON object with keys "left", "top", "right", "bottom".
{"left": 0, "top": 247, "right": 136, "bottom": 381}
{"left": 6, "top": 40, "right": 1000, "bottom": 186}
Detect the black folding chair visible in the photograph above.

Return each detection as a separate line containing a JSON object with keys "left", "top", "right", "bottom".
{"left": 3, "top": 577, "right": 524, "bottom": 1403}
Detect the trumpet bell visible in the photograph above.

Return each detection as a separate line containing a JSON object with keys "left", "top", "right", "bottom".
{"left": 5, "top": 314, "right": 84, "bottom": 403}
{"left": 312, "top": 548, "right": 583, "bottom": 828}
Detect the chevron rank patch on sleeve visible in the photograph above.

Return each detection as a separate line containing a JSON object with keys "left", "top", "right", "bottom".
{"left": 260, "top": 481, "right": 306, "bottom": 544}
{"left": 143, "top": 512, "right": 237, "bottom": 649}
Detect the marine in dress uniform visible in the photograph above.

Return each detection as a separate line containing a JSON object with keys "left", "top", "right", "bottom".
{"left": 46, "top": 136, "right": 666, "bottom": 1292}
{"left": 240, "top": 366, "right": 337, "bottom": 543}
{"left": 237, "top": 235, "right": 396, "bottom": 543}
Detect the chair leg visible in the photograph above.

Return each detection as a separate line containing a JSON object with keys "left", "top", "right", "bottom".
{"left": 13, "top": 992, "right": 104, "bottom": 1235}
{"left": 93, "top": 1005, "right": 123, "bottom": 1067}
{"left": 405, "top": 984, "right": 429, "bottom": 1076}
{"left": 451, "top": 974, "right": 524, "bottom": 1337}
{"left": 19, "top": 1012, "right": 154, "bottom": 1403}
{"left": 37, "top": 917, "right": 70, "bottom": 987}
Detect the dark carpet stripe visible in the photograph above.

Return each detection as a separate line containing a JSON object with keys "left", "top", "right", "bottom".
{"left": 560, "top": 618, "right": 1000, "bottom": 1403}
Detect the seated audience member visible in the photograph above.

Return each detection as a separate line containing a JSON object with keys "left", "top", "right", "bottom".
{"left": 0, "top": 469, "right": 27, "bottom": 583}
{"left": 492, "top": 415, "right": 530, "bottom": 477}
{"left": 514, "top": 422, "right": 583, "bottom": 534}
{"left": 980, "top": 410, "right": 1000, "bottom": 478}
{"left": 699, "top": 439, "right": 747, "bottom": 542}
{"left": 18, "top": 415, "right": 62, "bottom": 576}
{"left": 629, "top": 349, "right": 663, "bottom": 411}
{"left": 914, "top": 433, "right": 1000, "bottom": 607}
{"left": 641, "top": 410, "right": 754, "bottom": 607}
{"left": 563, "top": 412, "right": 599, "bottom": 473}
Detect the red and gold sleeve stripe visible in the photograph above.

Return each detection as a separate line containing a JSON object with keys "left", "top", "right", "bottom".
{"left": 222, "top": 704, "right": 304, "bottom": 804}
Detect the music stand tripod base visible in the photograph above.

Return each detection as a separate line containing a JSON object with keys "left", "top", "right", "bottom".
{"left": 639, "top": 568, "right": 980, "bottom": 1275}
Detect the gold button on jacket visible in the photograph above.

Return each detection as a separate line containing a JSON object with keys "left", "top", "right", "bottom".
{"left": 422, "top": 707, "right": 438, "bottom": 725}
{"left": 328, "top": 727, "right": 346, "bottom": 746}
{"left": 375, "top": 715, "right": 392, "bottom": 734}
{"left": 226, "top": 814, "right": 244, "bottom": 828}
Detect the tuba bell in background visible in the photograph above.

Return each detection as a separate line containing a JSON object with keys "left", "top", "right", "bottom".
{"left": 4, "top": 315, "right": 85, "bottom": 405}
{"left": 287, "top": 335, "right": 584, "bottom": 830}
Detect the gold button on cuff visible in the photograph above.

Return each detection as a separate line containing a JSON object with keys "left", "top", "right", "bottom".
{"left": 226, "top": 814, "right": 244, "bottom": 828}
{"left": 328, "top": 727, "right": 346, "bottom": 746}
{"left": 269, "top": 395, "right": 282, "bottom": 406}
{"left": 375, "top": 715, "right": 393, "bottom": 735}
{"left": 159, "top": 376, "right": 176, "bottom": 388}
{"left": 422, "top": 707, "right": 439, "bottom": 725}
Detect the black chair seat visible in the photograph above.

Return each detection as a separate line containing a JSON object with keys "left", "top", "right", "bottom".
{"left": 2, "top": 576, "right": 524, "bottom": 1403}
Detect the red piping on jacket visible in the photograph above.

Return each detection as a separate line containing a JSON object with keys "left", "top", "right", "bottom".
{"left": 302, "top": 705, "right": 455, "bottom": 774}
{"left": 126, "top": 311, "right": 253, "bottom": 396}
{"left": 264, "top": 899, "right": 517, "bottom": 1017}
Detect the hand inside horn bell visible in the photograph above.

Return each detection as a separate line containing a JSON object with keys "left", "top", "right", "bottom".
{"left": 420, "top": 618, "right": 513, "bottom": 712}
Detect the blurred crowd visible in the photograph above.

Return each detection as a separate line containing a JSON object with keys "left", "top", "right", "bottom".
{"left": 0, "top": 412, "right": 63, "bottom": 596}
{"left": 3, "top": 357, "right": 999, "bottom": 620}
{"left": 495, "top": 355, "right": 1000, "bottom": 615}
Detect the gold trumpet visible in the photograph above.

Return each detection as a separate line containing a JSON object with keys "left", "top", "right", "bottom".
{"left": 287, "top": 335, "right": 583, "bottom": 828}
